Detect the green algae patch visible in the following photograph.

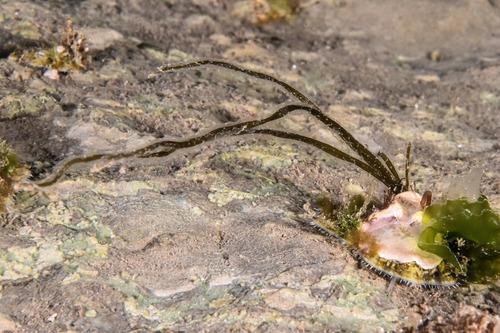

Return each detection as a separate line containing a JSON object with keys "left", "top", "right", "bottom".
{"left": 123, "top": 296, "right": 183, "bottom": 327}
{"left": 1, "top": 197, "right": 111, "bottom": 283}
{"left": 178, "top": 142, "right": 299, "bottom": 179}
{"left": 131, "top": 95, "right": 180, "bottom": 116}
{"left": 37, "top": 198, "right": 113, "bottom": 243}
{"left": 61, "top": 264, "right": 100, "bottom": 285}
{"left": 231, "top": 0, "right": 299, "bottom": 24}
{"left": 0, "top": 244, "right": 64, "bottom": 281}
{"left": 111, "top": 275, "right": 199, "bottom": 330}
{"left": 176, "top": 142, "right": 297, "bottom": 185}
{"left": 218, "top": 143, "right": 299, "bottom": 170}
{"left": 419, "top": 195, "right": 500, "bottom": 283}
{"left": 37, "top": 201, "right": 74, "bottom": 227}
{"left": 0, "top": 92, "right": 57, "bottom": 120}
{"left": 11, "top": 18, "right": 89, "bottom": 71}
{"left": 109, "top": 276, "right": 175, "bottom": 326}
{"left": 480, "top": 91, "right": 500, "bottom": 106}
{"left": 36, "top": 200, "right": 113, "bottom": 255}
{"left": 176, "top": 142, "right": 299, "bottom": 206}
{"left": 109, "top": 273, "right": 269, "bottom": 331}
{"left": 0, "top": 140, "right": 29, "bottom": 213}
{"left": 208, "top": 183, "right": 275, "bottom": 206}
{"left": 310, "top": 275, "right": 399, "bottom": 332}
{"left": 59, "top": 234, "right": 108, "bottom": 258}
{"left": 316, "top": 195, "right": 365, "bottom": 238}
{"left": 12, "top": 21, "right": 42, "bottom": 40}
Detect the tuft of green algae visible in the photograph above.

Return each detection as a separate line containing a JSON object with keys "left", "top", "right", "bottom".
{"left": 0, "top": 140, "right": 28, "bottom": 214}
{"left": 419, "top": 195, "right": 500, "bottom": 283}
{"left": 11, "top": 18, "right": 89, "bottom": 72}
{"left": 252, "top": 0, "right": 299, "bottom": 23}
{"left": 0, "top": 92, "right": 56, "bottom": 120}
{"left": 232, "top": 0, "right": 299, "bottom": 24}
{"left": 315, "top": 195, "right": 367, "bottom": 238}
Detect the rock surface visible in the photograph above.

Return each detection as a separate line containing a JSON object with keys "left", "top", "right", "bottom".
{"left": 1, "top": 0, "right": 500, "bottom": 331}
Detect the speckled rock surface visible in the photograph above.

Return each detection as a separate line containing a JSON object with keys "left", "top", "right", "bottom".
{"left": 1, "top": 0, "right": 500, "bottom": 331}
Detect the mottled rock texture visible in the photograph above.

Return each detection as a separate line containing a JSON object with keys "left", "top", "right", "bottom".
{"left": 1, "top": 0, "right": 500, "bottom": 331}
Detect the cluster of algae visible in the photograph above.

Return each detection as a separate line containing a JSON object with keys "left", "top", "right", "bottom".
{"left": 251, "top": 0, "right": 299, "bottom": 23}
{"left": 232, "top": 0, "right": 299, "bottom": 24}
{"left": 419, "top": 196, "right": 500, "bottom": 284}
{"left": 0, "top": 140, "right": 28, "bottom": 214}
{"left": 10, "top": 18, "right": 89, "bottom": 72}
{"left": 315, "top": 194, "right": 367, "bottom": 238}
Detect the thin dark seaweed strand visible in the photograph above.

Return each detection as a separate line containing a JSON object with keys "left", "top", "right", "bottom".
{"left": 136, "top": 103, "right": 394, "bottom": 187}
{"left": 36, "top": 154, "right": 106, "bottom": 187}
{"left": 245, "top": 129, "right": 396, "bottom": 188}
{"left": 151, "top": 59, "right": 320, "bottom": 109}
{"left": 304, "top": 106, "right": 399, "bottom": 189}
{"left": 36, "top": 151, "right": 139, "bottom": 187}
{"left": 134, "top": 104, "right": 307, "bottom": 155}
{"left": 406, "top": 143, "right": 411, "bottom": 191}
{"left": 37, "top": 103, "right": 312, "bottom": 187}
{"left": 34, "top": 103, "right": 297, "bottom": 186}
{"left": 152, "top": 60, "right": 401, "bottom": 191}
{"left": 37, "top": 102, "right": 396, "bottom": 189}
{"left": 136, "top": 126, "right": 391, "bottom": 187}
{"left": 133, "top": 105, "right": 391, "bottom": 186}
{"left": 377, "top": 152, "right": 403, "bottom": 191}
{"left": 39, "top": 62, "right": 403, "bottom": 190}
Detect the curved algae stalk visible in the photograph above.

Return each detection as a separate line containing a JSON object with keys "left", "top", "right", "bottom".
{"left": 38, "top": 60, "right": 404, "bottom": 193}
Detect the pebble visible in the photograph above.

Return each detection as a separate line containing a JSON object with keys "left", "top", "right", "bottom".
{"left": 0, "top": 312, "right": 16, "bottom": 331}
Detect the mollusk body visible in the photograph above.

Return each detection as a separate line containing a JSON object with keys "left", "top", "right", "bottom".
{"left": 313, "top": 191, "right": 461, "bottom": 286}
{"left": 357, "top": 192, "right": 458, "bottom": 286}
{"left": 359, "top": 192, "right": 442, "bottom": 269}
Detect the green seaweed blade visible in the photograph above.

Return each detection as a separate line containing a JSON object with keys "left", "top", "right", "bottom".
{"left": 419, "top": 195, "right": 500, "bottom": 283}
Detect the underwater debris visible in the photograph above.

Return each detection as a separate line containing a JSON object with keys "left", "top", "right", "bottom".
{"left": 36, "top": 60, "right": 500, "bottom": 286}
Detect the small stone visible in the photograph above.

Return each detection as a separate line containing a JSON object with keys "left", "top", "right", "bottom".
{"left": 85, "top": 309, "right": 97, "bottom": 318}
{"left": 80, "top": 28, "right": 124, "bottom": 51}
{"left": 265, "top": 288, "right": 317, "bottom": 311}
{"left": 0, "top": 312, "right": 17, "bottom": 331}
{"left": 43, "top": 68, "right": 60, "bottom": 80}
{"left": 209, "top": 34, "right": 232, "bottom": 46}
{"left": 414, "top": 75, "right": 440, "bottom": 83}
